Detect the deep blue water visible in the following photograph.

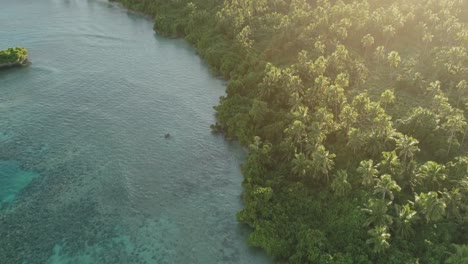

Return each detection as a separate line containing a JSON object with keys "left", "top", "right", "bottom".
{"left": 0, "top": 0, "right": 268, "bottom": 263}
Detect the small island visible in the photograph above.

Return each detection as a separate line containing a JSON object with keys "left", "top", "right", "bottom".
{"left": 0, "top": 47, "right": 30, "bottom": 69}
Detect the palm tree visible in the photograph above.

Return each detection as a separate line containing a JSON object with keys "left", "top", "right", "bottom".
{"left": 387, "top": 51, "right": 401, "bottom": 69}
{"left": 394, "top": 203, "right": 417, "bottom": 239}
{"left": 457, "top": 81, "right": 468, "bottom": 145}
{"left": 249, "top": 99, "right": 268, "bottom": 128}
{"left": 288, "top": 92, "right": 302, "bottom": 113}
{"left": 347, "top": 128, "right": 366, "bottom": 154}
{"left": 237, "top": 25, "right": 254, "bottom": 49}
{"left": 434, "top": 95, "right": 454, "bottom": 120}
{"left": 366, "top": 225, "right": 391, "bottom": 254}
{"left": 374, "top": 174, "right": 401, "bottom": 200}
{"left": 427, "top": 80, "right": 442, "bottom": 98}
{"left": 456, "top": 80, "right": 467, "bottom": 108}
{"left": 249, "top": 136, "right": 262, "bottom": 152}
{"left": 331, "top": 170, "right": 351, "bottom": 197}
{"left": 284, "top": 120, "right": 307, "bottom": 152}
{"left": 415, "top": 161, "right": 446, "bottom": 191}
{"left": 286, "top": 74, "right": 304, "bottom": 96}
{"left": 292, "top": 105, "right": 310, "bottom": 124}
{"left": 377, "top": 151, "right": 401, "bottom": 176}
{"left": 366, "top": 131, "right": 385, "bottom": 158}
{"left": 369, "top": 104, "right": 392, "bottom": 136}
{"left": 395, "top": 135, "right": 420, "bottom": 164}
{"left": 309, "top": 80, "right": 326, "bottom": 105}
{"left": 310, "top": 145, "right": 336, "bottom": 183}
{"left": 352, "top": 92, "right": 372, "bottom": 117}
{"left": 456, "top": 79, "right": 467, "bottom": 95}
{"left": 335, "top": 73, "right": 349, "bottom": 89}
{"left": 313, "top": 57, "right": 328, "bottom": 77}
{"left": 374, "top": 46, "right": 386, "bottom": 62}
{"left": 357, "top": 159, "right": 378, "bottom": 187}
{"left": 306, "top": 122, "right": 325, "bottom": 152}
{"left": 362, "top": 198, "right": 393, "bottom": 227}
{"left": 380, "top": 90, "right": 395, "bottom": 108}
{"left": 339, "top": 104, "right": 357, "bottom": 134}
{"left": 383, "top": 25, "right": 396, "bottom": 46}
{"left": 314, "top": 107, "right": 335, "bottom": 135}
{"left": 292, "top": 152, "right": 311, "bottom": 178}
{"left": 415, "top": 192, "right": 446, "bottom": 223}
{"left": 326, "top": 84, "right": 346, "bottom": 118}
{"left": 258, "top": 63, "right": 282, "bottom": 102}
{"left": 443, "top": 110, "right": 467, "bottom": 155}
{"left": 422, "top": 31, "right": 433, "bottom": 52}
{"left": 361, "top": 34, "right": 374, "bottom": 58}
{"left": 442, "top": 189, "right": 462, "bottom": 220}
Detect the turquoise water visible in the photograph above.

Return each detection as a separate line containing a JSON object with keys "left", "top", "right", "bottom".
{"left": 0, "top": 160, "right": 39, "bottom": 207}
{"left": 0, "top": 0, "right": 268, "bottom": 263}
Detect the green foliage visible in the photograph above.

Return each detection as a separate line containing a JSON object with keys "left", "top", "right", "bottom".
{"left": 373, "top": 174, "right": 401, "bottom": 201}
{"left": 380, "top": 90, "right": 395, "bottom": 108}
{"left": 113, "top": 0, "right": 468, "bottom": 262}
{"left": 415, "top": 192, "right": 446, "bottom": 223}
{"left": 366, "top": 225, "right": 391, "bottom": 254}
{"left": 331, "top": 170, "right": 351, "bottom": 197}
{"left": 357, "top": 160, "right": 378, "bottom": 187}
{"left": 415, "top": 161, "right": 447, "bottom": 192}
{"left": 362, "top": 199, "right": 393, "bottom": 228}
{"left": 0, "top": 47, "right": 28, "bottom": 65}
{"left": 394, "top": 203, "right": 417, "bottom": 239}
{"left": 445, "top": 244, "right": 468, "bottom": 264}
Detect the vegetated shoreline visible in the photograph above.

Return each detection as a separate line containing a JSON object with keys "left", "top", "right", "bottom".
{"left": 109, "top": 0, "right": 467, "bottom": 263}
{"left": 0, "top": 47, "right": 30, "bottom": 69}
{"left": 0, "top": 60, "right": 31, "bottom": 69}
{"left": 107, "top": 0, "right": 154, "bottom": 22}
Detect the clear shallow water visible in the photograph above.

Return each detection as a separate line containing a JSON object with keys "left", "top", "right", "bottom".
{"left": 0, "top": 0, "right": 268, "bottom": 263}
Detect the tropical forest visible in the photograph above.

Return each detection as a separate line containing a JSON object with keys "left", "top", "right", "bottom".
{"left": 111, "top": 0, "right": 468, "bottom": 262}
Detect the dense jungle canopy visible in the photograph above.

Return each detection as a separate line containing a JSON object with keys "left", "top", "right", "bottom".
{"left": 112, "top": 0, "right": 468, "bottom": 262}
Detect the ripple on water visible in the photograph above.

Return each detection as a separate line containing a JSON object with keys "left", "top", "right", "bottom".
{"left": 0, "top": 160, "right": 38, "bottom": 208}
{"left": 47, "top": 217, "right": 180, "bottom": 264}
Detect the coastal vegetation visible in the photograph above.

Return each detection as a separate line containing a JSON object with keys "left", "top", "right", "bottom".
{"left": 0, "top": 47, "right": 29, "bottom": 67}
{"left": 112, "top": 0, "right": 468, "bottom": 262}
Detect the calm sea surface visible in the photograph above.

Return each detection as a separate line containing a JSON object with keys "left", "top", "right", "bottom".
{"left": 0, "top": 0, "right": 268, "bottom": 263}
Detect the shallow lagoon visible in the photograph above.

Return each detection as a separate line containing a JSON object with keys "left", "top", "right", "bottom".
{"left": 0, "top": 0, "right": 268, "bottom": 263}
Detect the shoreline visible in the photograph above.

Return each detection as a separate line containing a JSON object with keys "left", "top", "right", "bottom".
{"left": 0, "top": 59, "right": 30, "bottom": 69}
